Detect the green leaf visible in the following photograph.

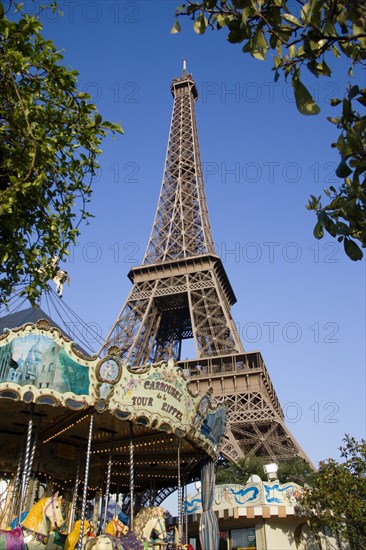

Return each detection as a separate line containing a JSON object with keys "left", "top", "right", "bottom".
{"left": 273, "top": 56, "right": 281, "bottom": 69}
{"left": 314, "top": 221, "right": 324, "bottom": 239}
{"left": 251, "top": 29, "right": 267, "bottom": 60}
{"left": 344, "top": 238, "right": 363, "bottom": 261}
{"left": 170, "top": 20, "right": 181, "bottom": 34}
{"left": 228, "top": 30, "right": 246, "bottom": 43}
{"left": 255, "top": 29, "right": 267, "bottom": 49}
{"left": 335, "top": 159, "right": 352, "bottom": 178}
{"left": 252, "top": 50, "right": 265, "bottom": 61}
{"left": 282, "top": 13, "right": 303, "bottom": 27}
{"left": 356, "top": 96, "right": 366, "bottom": 107}
{"left": 349, "top": 85, "right": 360, "bottom": 99}
{"left": 319, "top": 60, "right": 331, "bottom": 77}
{"left": 324, "top": 20, "right": 336, "bottom": 36}
{"left": 241, "top": 7, "right": 252, "bottom": 23}
{"left": 306, "top": 60, "right": 320, "bottom": 78}
{"left": 301, "top": 3, "right": 310, "bottom": 23}
{"left": 332, "top": 45, "right": 341, "bottom": 58}
{"left": 269, "top": 33, "right": 278, "bottom": 50}
{"left": 217, "top": 13, "right": 230, "bottom": 28}
{"left": 288, "top": 44, "right": 296, "bottom": 58}
{"left": 292, "top": 77, "right": 321, "bottom": 115}
{"left": 194, "top": 13, "right": 208, "bottom": 34}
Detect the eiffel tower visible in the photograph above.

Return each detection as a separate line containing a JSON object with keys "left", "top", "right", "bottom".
{"left": 101, "top": 64, "right": 311, "bottom": 466}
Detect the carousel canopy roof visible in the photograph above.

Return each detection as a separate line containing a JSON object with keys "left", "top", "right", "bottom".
{"left": 0, "top": 304, "right": 98, "bottom": 357}
{"left": 1, "top": 294, "right": 105, "bottom": 356}
{"left": 0, "top": 319, "right": 226, "bottom": 495}
{"left": 0, "top": 306, "right": 61, "bottom": 332}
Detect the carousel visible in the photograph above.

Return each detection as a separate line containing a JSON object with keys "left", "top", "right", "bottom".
{"left": 0, "top": 317, "right": 226, "bottom": 550}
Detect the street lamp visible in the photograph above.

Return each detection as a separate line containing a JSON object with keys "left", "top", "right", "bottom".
{"left": 263, "top": 463, "right": 278, "bottom": 481}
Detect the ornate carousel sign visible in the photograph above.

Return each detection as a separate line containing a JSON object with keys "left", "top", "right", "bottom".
{"left": 0, "top": 320, "right": 226, "bottom": 458}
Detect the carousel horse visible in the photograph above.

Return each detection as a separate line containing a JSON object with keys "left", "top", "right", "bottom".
{"left": 10, "top": 514, "right": 68, "bottom": 549}
{"left": 37, "top": 255, "right": 70, "bottom": 298}
{"left": 63, "top": 519, "right": 94, "bottom": 550}
{"left": 52, "top": 269, "right": 70, "bottom": 298}
{"left": 64, "top": 517, "right": 125, "bottom": 550}
{"left": 104, "top": 517, "right": 129, "bottom": 537}
{"left": 167, "top": 526, "right": 191, "bottom": 550}
{"left": 0, "top": 494, "right": 64, "bottom": 550}
{"left": 170, "top": 526, "right": 180, "bottom": 549}
{"left": 83, "top": 506, "right": 166, "bottom": 550}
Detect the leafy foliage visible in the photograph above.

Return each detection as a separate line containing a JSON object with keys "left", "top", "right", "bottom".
{"left": 216, "top": 455, "right": 267, "bottom": 484}
{"left": 277, "top": 457, "right": 313, "bottom": 485}
{"left": 216, "top": 455, "right": 312, "bottom": 485}
{"left": 173, "top": 0, "right": 366, "bottom": 260}
{"left": 0, "top": 1, "right": 123, "bottom": 304}
{"left": 300, "top": 435, "right": 366, "bottom": 549}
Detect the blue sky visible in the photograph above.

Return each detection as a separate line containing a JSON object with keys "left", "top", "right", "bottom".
{"left": 15, "top": 1, "right": 365, "bottom": 472}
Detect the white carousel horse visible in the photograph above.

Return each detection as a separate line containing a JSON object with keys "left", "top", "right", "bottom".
{"left": 83, "top": 506, "right": 166, "bottom": 550}
{"left": 49, "top": 256, "right": 70, "bottom": 298}
{"left": 37, "top": 255, "right": 70, "bottom": 298}
{"left": 0, "top": 494, "right": 64, "bottom": 550}
{"left": 52, "top": 269, "right": 70, "bottom": 298}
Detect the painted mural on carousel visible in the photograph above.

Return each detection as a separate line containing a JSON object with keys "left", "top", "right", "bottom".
{"left": 0, "top": 321, "right": 94, "bottom": 407}
{"left": 0, "top": 334, "right": 89, "bottom": 394}
{"left": 184, "top": 481, "right": 303, "bottom": 514}
{"left": 0, "top": 320, "right": 226, "bottom": 457}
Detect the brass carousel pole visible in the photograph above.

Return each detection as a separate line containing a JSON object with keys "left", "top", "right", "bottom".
{"left": 115, "top": 485, "right": 120, "bottom": 517}
{"left": 8, "top": 435, "right": 25, "bottom": 525}
{"left": 177, "top": 437, "right": 182, "bottom": 550}
{"left": 67, "top": 440, "right": 82, "bottom": 533}
{"left": 24, "top": 421, "right": 40, "bottom": 512}
{"left": 184, "top": 476, "right": 188, "bottom": 546}
{"left": 77, "top": 411, "right": 94, "bottom": 550}
{"left": 18, "top": 403, "right": 34, "bottom": 523}
{"left": 129, "top": 422, "right": 134, "bottom": 531}
{"left": 101, "top": 437, "right": 114, "bottom": 533}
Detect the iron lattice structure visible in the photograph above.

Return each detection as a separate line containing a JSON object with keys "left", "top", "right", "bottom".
{"left": 101, "top": 69, "right": 311, "bottom": 466}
